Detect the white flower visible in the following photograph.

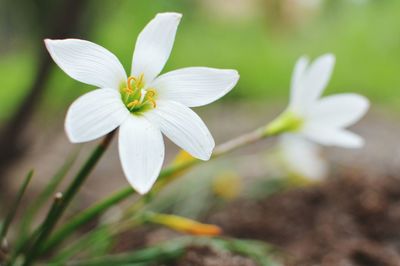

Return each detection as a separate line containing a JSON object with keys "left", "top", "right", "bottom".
{"left": 278, "top": 134, "right": 327, "bottom": 181}
{"left": 267, "top": 54, "right": 369, "bottom": 148}
{"left": 45, "top": 13, "right": 239, "bottom": 194}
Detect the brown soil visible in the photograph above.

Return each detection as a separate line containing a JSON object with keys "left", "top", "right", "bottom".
{"left": 176, "top": 246, "right": 258, "bottom": 266}
{"left": 208, "top": 172, "right": 400, "bottom": 266}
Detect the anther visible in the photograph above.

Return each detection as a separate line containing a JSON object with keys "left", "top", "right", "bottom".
{"left": 148, "top": 98, "right": 157, "bottom": 108}
{"left": 124, "top": 87, "right": 134, "bottom": 94}
{"left": 127, "top": 100, "right": 140, "bottom": 109}
{"left": 127, "top": 76, "right": 137, "bottom": 91}
{"left": 146, "top": 90, "right": 156, "bottom": 97}
{"left": 145, "top": 89, "right": 157, "bottom": 108}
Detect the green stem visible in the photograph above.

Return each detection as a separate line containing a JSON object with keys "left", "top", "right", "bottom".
{"left": 41, "top": 186, "right": 134, "bottom": 254}
{"left": 21, "top": 131, "right": 115, "bottom": 266}
{"left": 0, "top": 170, "right": 33, "bottom": 245}
{"left": 17, "top": 149, "right": 80, "bottom": 247}
{"left": 66, "top": 238, "right": 189, "bottom": 266}
{"left": 41, "top": 160, "right": 197, "bottom": 255}
{"left": 41, "top": 125, "right": 274, "bottom": 257}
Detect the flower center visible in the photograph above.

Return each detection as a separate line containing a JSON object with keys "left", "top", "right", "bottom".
{"left": 120, "top": 74, "right": 157, "bottom": 114}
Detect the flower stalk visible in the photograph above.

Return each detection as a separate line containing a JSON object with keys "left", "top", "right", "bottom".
{"left": 39, "top": 125, "right": 277, "bottom": 256}
{"left": 20, "top": 131, "right": 115, "bottom": 266}
{"left": 0, "top": 170, "right": 33, "bottom": 250}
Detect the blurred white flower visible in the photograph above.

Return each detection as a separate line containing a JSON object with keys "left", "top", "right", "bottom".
{"left": 278, "top": 134, "right": 327, "bottom": 181}
{"left": 267, "top": 54, "right": 369, "bottom": 148}
{"left": 45, "top": 13, "right": 239, "bottom": 194}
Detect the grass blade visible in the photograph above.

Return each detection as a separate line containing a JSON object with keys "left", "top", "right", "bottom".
{"left": 0, "top": 170, "right": 33, "bottom": 244}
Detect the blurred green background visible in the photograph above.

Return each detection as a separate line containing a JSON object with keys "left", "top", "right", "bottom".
{"left": 1, "top": 0, "right": 400, "bottom": 122}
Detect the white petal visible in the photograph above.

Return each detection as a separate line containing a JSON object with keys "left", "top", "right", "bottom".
{"left": 131, "top": 13, "right": 182, "bottom": 83}
{"left": 279, "top": 134, "right": 327, "bottom": 181}
{"left": 308, "top": 93, "right": 369, "bottom": 128}
{"left": 302, "top": 124, "right": 364, "bottom": 148}
{"left": 303, "top": 54, "right": 335, "bottom": 104}
{"left": 65, "top": 89, "right": 129, "bottom": 143}
{"left": 118, "top": 116, "right": 165, "bottom": 194}
{"left": 290, "top": 54, "right": 335, "bottom": 113}
{"left": 45, "top": 39, "right": 127, "bottom": 89}
{"left": 144, "top": 101, "right": 214, "bottom": 160}
{"left": 290, "top": 56, "right": 309, "bottom": 111}
{"left": 151, "top": 67, "right": 239, "bottom": 107}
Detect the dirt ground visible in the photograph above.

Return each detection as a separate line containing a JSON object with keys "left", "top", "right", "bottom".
{"left": 115, "top": 170, "right": 400, "bottom": 266}
{"left": 207, "top": 171, "right": 400, "bottom": 266}
{"left": 176, "top": 246, "right": 259, "bottom": 266}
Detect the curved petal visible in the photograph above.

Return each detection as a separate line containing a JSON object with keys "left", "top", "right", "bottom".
{"left": 302, "top": 123, "right": 364, "bottom": 148}
{"left": 144, "top": 101, "right": 215, "bottom": 160}
{"left": 131, "top": 13, "right": 182, "bottom": 84}
{"left": 304, "top": 54, "right": 335, "bottom": 103}
{"left": 308, "top": 93, "right": 369, "bottom": 128}
{"left": 118, "top": 116, "right": 165, "bottom": 194}
{"left": 65, "top": 89, "right": 129, "bottom": 143}
{"left": 279, "top": 134, "right": 327, "bottom": 181}
{"left": 290, "top": 54, "right": 335, "bottom": 113}
{"left": 151, "top": 67, "right": 239, "bottom": 107}
{"left": 290, "top": 56, "right": 309, "bottom": 112}
{"left": 45, "top": 39, "right": 127, "bottom": 89}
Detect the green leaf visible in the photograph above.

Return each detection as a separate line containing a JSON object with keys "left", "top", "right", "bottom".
{"left": 18, "top": 149, "right": 80, "bottom": 242}
{"left": 0, "top": 170, "right": 33, "bottom": 243}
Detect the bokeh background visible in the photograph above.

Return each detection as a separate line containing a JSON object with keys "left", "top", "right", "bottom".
{"left": 2, "top": 0, "right": 400, "bottom": 264}
{"left": 2, "top": 0, "right": 400, "bottom": 120}
{"left": 2, "top": 0, "right": 400, "bottom": 187}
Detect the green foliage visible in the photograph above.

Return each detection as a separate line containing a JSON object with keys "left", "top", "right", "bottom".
{"left": 60, "top": 237, "right": 279, "bottom": 266}
{"left": 1, "top": 0, "right": 400, "bottom": 122}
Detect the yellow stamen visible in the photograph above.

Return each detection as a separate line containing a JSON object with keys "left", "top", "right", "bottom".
{"left": 127, "top": 76, "right": 137, "bottom": 90}
{"left": 127, "top": 100, "right": 140, "bottom": 109}
{"left": 148, "top": 98, "right": 157, "bottom": 108}
{"left": 136, "top": 73, "right": 145, "bottom": 89}
{"left": 145, "top": 88, "right": 157, "bottom": 108}
{"left": 125, "top": 76, "right": 142, "bottom": 98}
{"left": 146, "top": 88, "right": 156, "bottom": 96}
{"left": 123, "top": 87, "right": 134, "bottom": 94}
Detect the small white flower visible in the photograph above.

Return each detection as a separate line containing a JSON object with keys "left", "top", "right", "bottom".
{"left": 267, "top": 54, "right": 369, "bottom": 148}
{"left": 278, "top": 134, "right": 327, "bottom": 181}
{"left": 45, "top": 13, "right": 239, "bottom": 194}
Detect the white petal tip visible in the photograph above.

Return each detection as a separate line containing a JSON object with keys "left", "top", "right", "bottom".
{"left": 326, "top": 136, "right": 365, "bottom": 149}
{"left": 157, "top": 12, "right": 182, "bottom": 20}
{"left": 64, "top": 126, "right": 89, "bottom": 144}
{"left": 197, "top": 152, "right": 212, "bottom": 161}
{"left": 299, "top": 55, "right": 310, "bottom": 61}
{"left": 124, "top": 172, "right": 158, "bottom": 195}
{"left": 44, "top": 38, "right": 61, "bottom": 48}
{"left": 344, "top": 93, "right": 370, "bottom": 117}
{"left": 230, "top": 69, "right": 240, "bottom": 80}
{"left": 123, "top": 170, "right": 159, "bottom": 196}
{"left": 359, "top": 95, "right": 370, "bottom": 109}
{"left": 222, "top": 69, "right": 240, "bottom": 90}
{"left": 66, "top": 134, "right": 79, "bottom": 143}
{"left": 132, "top": 184, "right": 152, "bottom": 195}
{"left": 196, "top": 142, "right": 215, "bottom": 161}
{"left": 321, "top": 53, "right": 336, "bottom": 63}
{"left": 44, "top": 39, "right": 54, "bottom": 51}
{"left": 233, "top": 71, "right": 240, "bottom": 84}
{"left": 346, "top": 136, "right": 365, "bottom": 149}
{"left": 357, "top": 96, "right": 370, "bottom": 117}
